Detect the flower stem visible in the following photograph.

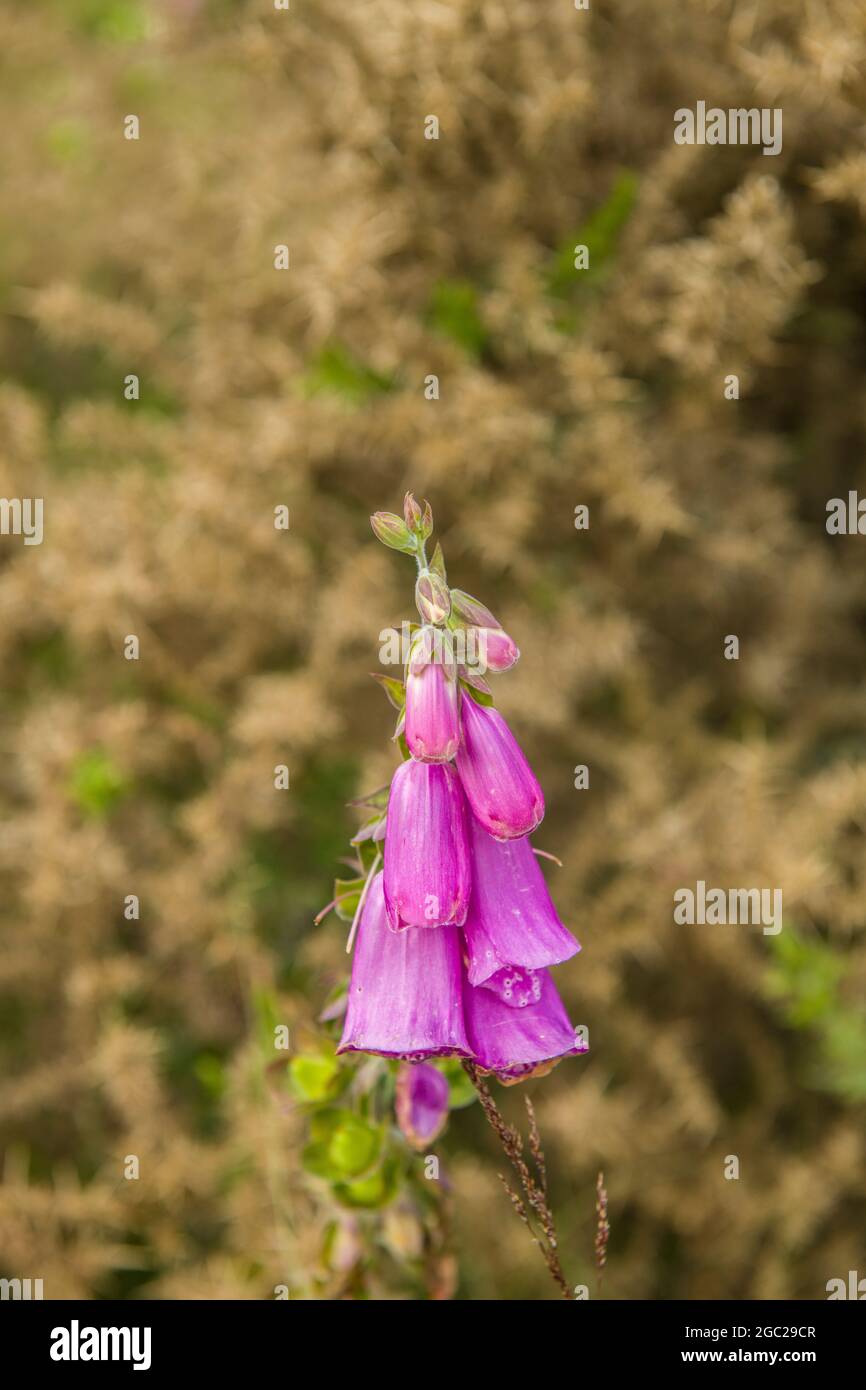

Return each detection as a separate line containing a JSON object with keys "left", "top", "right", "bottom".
{"left": 461, "top": 1059, "right": 572, "bottom": 1300}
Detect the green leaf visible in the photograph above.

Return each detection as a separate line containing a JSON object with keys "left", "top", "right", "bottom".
{"left": 193, "top": 1052, "right": 226, "bottom": 1099}
{"left": 427, "top": 280, "right": 489, "bottom": 358}
{"left": 44, "top": 119, "right": 90, "bottom": 166}
{"left": 77, "top": 0, "right": 150, "bottom": 43}
{"left": 289, "top": 1053, "right": 342, "bottom": 1103}
{"left": 767, "top": 930, "right": 843, "bottom": 1028}
{"left": 356, "top": 839, "right": 383, "bottom": 874}
{"left": 546, "top": 170, "right": 639, "bottom": 301}
{"left": 67, "top": 749, "right": 130, "bottom": 818}
{"left": 302, "top": 1139, "right": 343, "bottom": 1182}
{"left": 334, "top": 1156, "right": 400, "bottom": 1209}
{"left": 333, "top": 876, "right": 365, "bottom": 923}
{"left": 303, "top": 1109, "right": 383, "bottom": 1182}
{"left": 251, "top": 987, "right": 282, "bottom": 1051}
{"left": 434, "top": 1057, "right": 478, "bottom": 1110}
{"left": 328, "top": 1113, "right": 382, "bottom": 1177}
{"left": 300, "top": 343, "right": 396, "bottom": 402}
{"left": 815, "top": 1012, "right": 866, "bottom": 1102}
{"left": 766, "top": 929, "right": 866, "bottom": 1104}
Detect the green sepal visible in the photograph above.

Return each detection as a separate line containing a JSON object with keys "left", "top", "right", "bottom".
{"left": 347, "top": 785, "right": 390, "bottom": 812}
{"left": 334, "top": 875, "right": 365, "bottom": 922}
{"left": 429, "top": 541, "right": 446, "bottom": 581}
{"left": 370, "top": 672, "right": 406, "bottom": 711}
{"left": 351, "top": 815, "right": 386, "bottom": 848}
{"left": 357, "top": 838, "right": 382, "bottom": 873}
{"left": 458, "top": 666, "right": 492, "bottom": 696}
{"left": 460, "top": 678, "right": 494, "bottom": 708}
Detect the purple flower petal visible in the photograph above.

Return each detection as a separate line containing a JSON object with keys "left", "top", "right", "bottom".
{"left": 455, "top": 694, "right": 544, "bottom": 840}
{"left": 338, "top": 873, "right": 470, "bottom": 1059}
{"left": 463, "top": 968, "right": 587, "bottom": 1084}
{"left": 463, "top": 817, "right": 580, "bottom": 985}
{"left": 477, "top": 628, "right": 520, "bottom": 673}
{"left": 383, "top": 759, "right": 470, "bottom": 929}
{"left": 480, "top": 964, "right": 543, "bottom": 1009}
{"left": 405, "top": 626, "right": 461, "bottom": 763}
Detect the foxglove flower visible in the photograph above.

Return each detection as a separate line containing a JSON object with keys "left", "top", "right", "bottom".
{"left": 449, "top": 589, "right": 520, "bottom": 673}
{"left": 463, "top": 816, "right": 579, "bottom": 988}
{"left": 455, "top": 693, "right": 544, "bottom": 840}
{"left": 395, "top": 1062, "right": 449, "bottom": 1149}
{"left": 405, "top": 626, "right": 460, "bottom": 763}
{"left": 384, "top": 759, "right": 470, "bottom": 929}
{"left": 476, "top": 627, "right": 520, "bottom": 673}
{"left": 339, "top": 873, "right": 469, "bottom": 1059}
{"left": 462, "top": 968, "right": 587, "bottom": 1084}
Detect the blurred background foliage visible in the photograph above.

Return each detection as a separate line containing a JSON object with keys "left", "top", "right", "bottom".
{"left": 1, "top": 0, "right": 865, "bottom": 1299}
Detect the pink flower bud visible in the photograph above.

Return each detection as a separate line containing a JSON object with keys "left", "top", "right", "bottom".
{"left": 403, "top": 491, "right": 423, "bottom": 531}
{"left": 371, "top": 511, "right": 417, "bottom": 554}
{"left": 405, "top": 627, "right": 460, "bottom": 762}
{"left": 449, "top": 588, "right": 499, "bottom": 629}
{"left": 455, "top": 694, "right": 544, "bottom": 840}
{"left": 395, "top": 1062, "right": 450, "bottom": 1148}
{"left": 415, "top": 569, "right": 451, "bottom": 626}
{"left": 403, "top": 492, "right": 433, "bottom": 540}
{"left": 477, "top": 627, "right": 520, "bottom": 672}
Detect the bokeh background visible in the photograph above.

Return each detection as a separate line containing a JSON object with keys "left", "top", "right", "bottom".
{"left": 1, "top": 0, "right": 866, "bottom": 1300}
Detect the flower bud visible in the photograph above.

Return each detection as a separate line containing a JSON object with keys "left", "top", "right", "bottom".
{"left": 455, "top": 692, "right": 544, "bottom": 839}
{"left": 405, "top": 627, "right": 460, "bottom": 762}
{"left": 395, "top": 1062, "right": 449, "bottom": 1149}
{"left": 403, "top": 492, "right": 423, "bottom": 531}
{"left": 478, "top": 627, "right": 520, "bottom": 672}
{"left": 449, "top": 588, "right": 499, "bottom": 629}
{"left": 371, "top": 511, "right": 417, "bottom": 554}
{"left": 403, "top": 492, "right": 434, "bottom": 541}
{"left": 415, "top": 569, "right": 451, "bottom": 626}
